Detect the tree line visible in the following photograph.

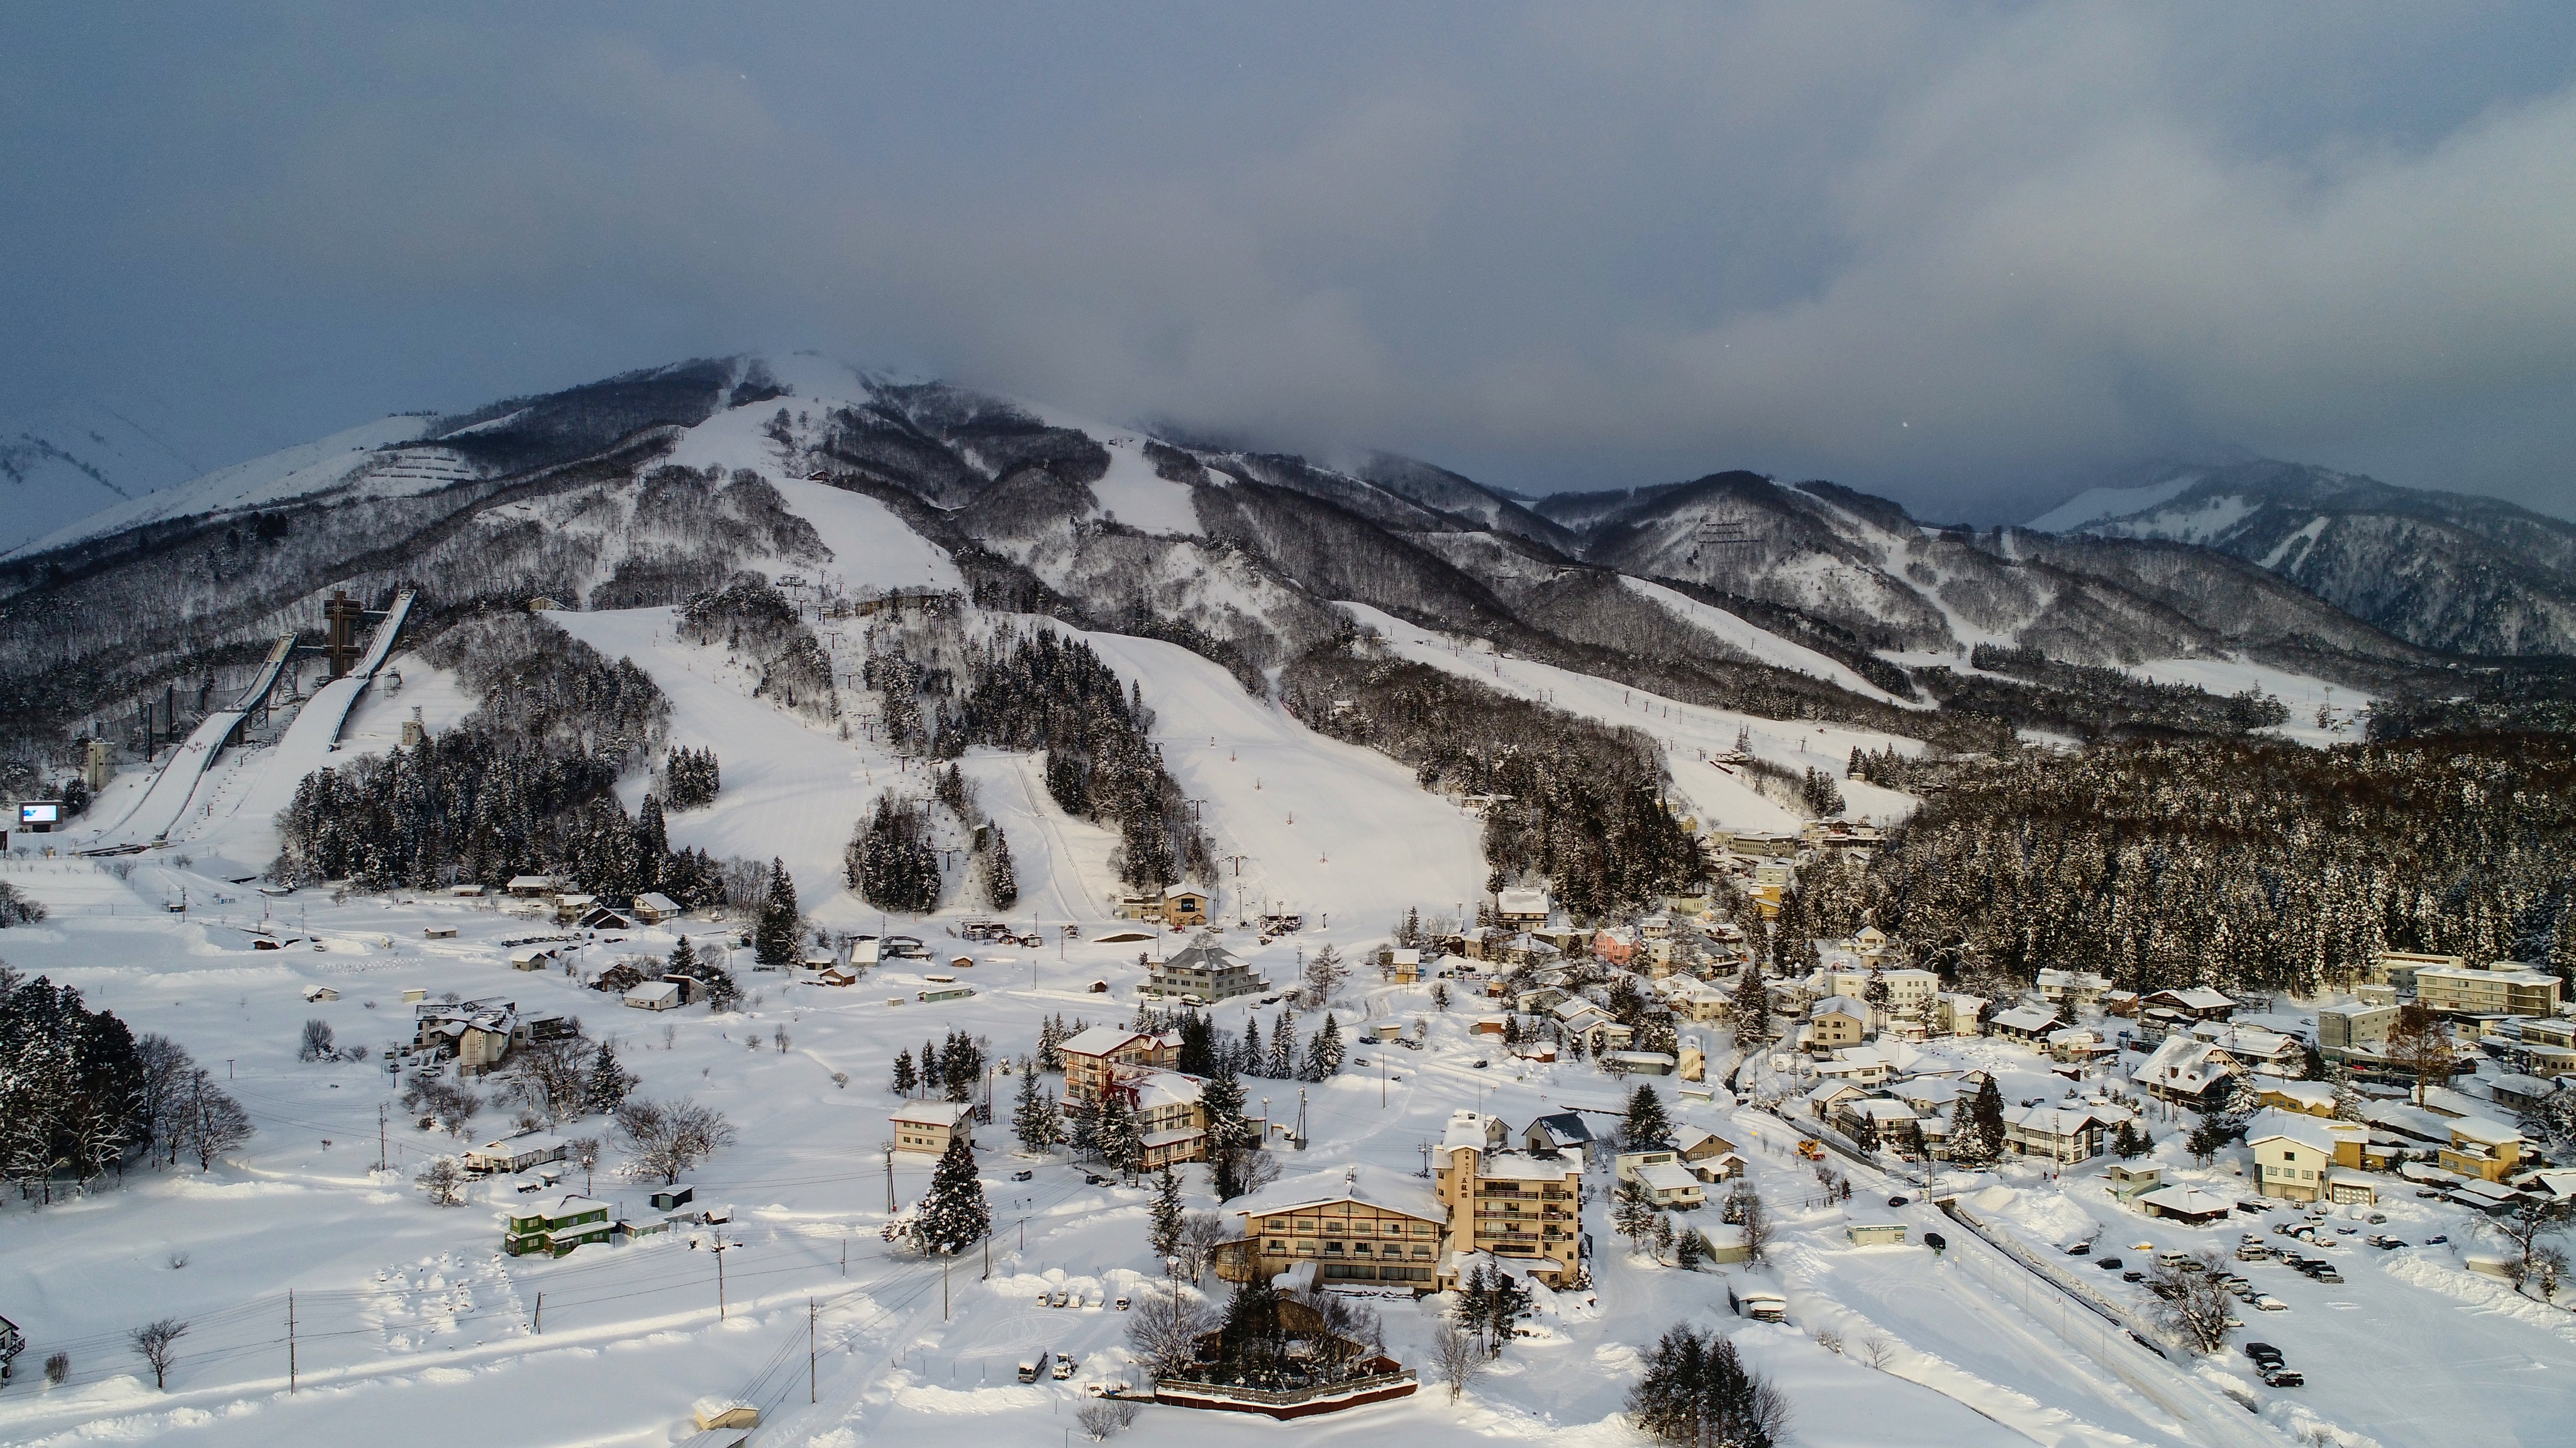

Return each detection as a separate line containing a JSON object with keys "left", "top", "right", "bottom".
{"left": 1, "top": 963, "right": 248, "bottom": 1203}
{"left": 1282, "top": 633, "right": 1706, "bottom": 916}
{"left": 1801, "top": 733, "right": 2576, "bottom": 996}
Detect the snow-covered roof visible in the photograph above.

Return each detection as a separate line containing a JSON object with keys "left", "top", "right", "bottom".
{"left": 2243, "top": 1108, "right": 2342, "bottom": 1156}
{"left": 1528, "top": 1111, "right": 1594, "bottom": 1147}
{"left": 1059, "top": 1025, "right": 1155, "bottom": 1057}
{"left": 1496, "top": 888, "right": 1550, "bottom": 916}
{"left": 1846, "top": 1098, "right": 1918, "bottom": 1122}
{"left": 2002, "top": 1104, "right": 2104, "bottom": 1135}
{"left": 635, "top": 892, "right": 680, "bottom": 915}
{"left": 2148, "top": 987, "right": 2236, "bottom": 1011}
{"left": 1126, "top": 1069, "right": 1204, "bottom": 1110}
{"left": 1673, "top": 1125, "right": 1731, "bottom": 1155}
{"left": 1989, "top": 1005, "right": 2060, "bottom": 1033}
{"left": 625, "top": 981, "right": 682, "bottom": 1003}
{"left": 1233, "top": 1165, "right": 1443, "bottom": 1223}
{"left": 2136, "top": 1184, "right": 2234, "bottom": 1218}
{"left": 1810, "top": 996, "right": 1871, "bottom": 1022}
{"left": 2139, "top": 1034, "right": 2236, "bottom": 1089}
{"left": 1894, "top": 1078, "right": 1965, "bottom": 1108}
{"left": 2448, "top": 1114, "right": 2523, "bottom": 1148}
{"left": 891, "top": 1101, "right": 974, "bottom": 1128}
{"left": 1474, "top": 1149, "right": 1584, "bottom": 1181}
{"left": 1636, "top": 1162, "right": 1701, "bottom": 1192}
{"left": 2253, "top": 1078, "right": 2337, "bottom": 1110}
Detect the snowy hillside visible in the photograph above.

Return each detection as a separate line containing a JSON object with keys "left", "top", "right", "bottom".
{"left": 0, "top": 399, "right": 211, "bottom": 555}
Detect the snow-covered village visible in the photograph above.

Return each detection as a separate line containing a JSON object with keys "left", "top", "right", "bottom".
{"left": 8, "top": 11, "right": 2576, "bottom": 1448}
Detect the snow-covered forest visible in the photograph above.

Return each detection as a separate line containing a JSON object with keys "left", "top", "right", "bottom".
{"left": 1791, "top": 734, "right": 2576, "bottom": 994}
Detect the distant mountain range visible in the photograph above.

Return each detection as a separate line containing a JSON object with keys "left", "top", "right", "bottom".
{"left": 2024, "top": 459, "right": 2576, "bottom": 656}
{"left": 4, "top": 355, "right": 2565, "bottom": 791}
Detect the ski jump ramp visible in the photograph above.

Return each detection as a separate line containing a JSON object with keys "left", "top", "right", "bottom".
{"left": 91, "top": 591, "right": 415, "bottom": 848}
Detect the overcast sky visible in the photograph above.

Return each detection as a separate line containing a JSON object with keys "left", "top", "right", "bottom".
{"left": 7, "top": 3, "right": 2575, "bottom": 521}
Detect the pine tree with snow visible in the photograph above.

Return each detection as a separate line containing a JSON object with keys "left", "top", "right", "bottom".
{"left": 1613, "top": 1179, "right": 1659, "bottom": 1251}
{"left": 1038, "top": 1014, "right": 1068, "bottom": 1073}
{"left": 984, "top": 827, "right": 1019, "bottom": 911}
{"left": 1950, "top": 1078, "right": 2006, "bottom": 1169}
{"left": 584, "top": 1040, "right": 636, "bottom": 1116}
{"left": 1096, "top": 1091, "right": 1140, "bottom": 1177}
{"left": 1304, "top": 1014, "right": 1345, "bottom": 1080}
{"left": 911, "top": 1133, "right": 991, "bottom": 1254}
{"left": 753, "top": 857, "right": 800, "bottom": 965}
{"left": 669, "top": 934, "right": 697, "bottom": 976}
{"left": 1240, "top": 1017, "right": 1265, "bottom": 1076}
{"left": 921, "top": 1037, "right": 943, "bottom": 1093}
{"left": 1267, "top": 1009, "right": 1297, "bottom": 1079}
{"left": 1201, "top": 1063, "right": 1252, "bottom": 1157}
{"left": 1150, "top": 1167, "right": 1185, "bottom": 1259}
{"left": 891, "top": 1049, "right": 918, "bottom": 1097}
{"left": 1729, "top": 974, "right": 1772, "bottom": 1047}
{"left": 1623, "top": 1083, "right": 1672, "bottom": 1148}
{"left": 1012, "top": 1063, "right": 1061, "bottom": 1154}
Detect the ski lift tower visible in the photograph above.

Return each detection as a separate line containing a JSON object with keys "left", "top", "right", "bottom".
{"left": 1692, "top": 516, "right": 1758, "bottom": 571}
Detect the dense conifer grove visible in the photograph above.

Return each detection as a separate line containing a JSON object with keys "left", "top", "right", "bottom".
{"left": 662, "top": 745, "right": 721, "bottom": 808}
{"left": 848, "top": 793, "right": 943, "bottom": 913}
{"left": 1796, "top": 733, "right": 2576, "bottom": 996}
{"left": 1282, "top": 636, "right": 1706, "bottom": 916}
{"left": 271, "top": 614, "right": 726, "bottom": 901}
{"left": 886, "top": 623, "right": 1211, "bottom": 891}
{"left": 1, "top": 964, "right": 245, "bottom": 1200}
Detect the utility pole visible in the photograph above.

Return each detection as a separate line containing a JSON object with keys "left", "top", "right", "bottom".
{"left": 534, "top": 1293, "right": 543, "bottom": 1334}
{"left": 809, "top": 1298, "right": 818, "bottom": 1403}
{"left": 943, "top": 1249, "right": 952, "bottom": 1320}
{"left": 287, "top": 1291, "right": 296, "bottom": 1394}
{"left": 376, "top": 1103, "right": 388, "bottom": 1172}
{"left": 982, "top": 1232, "right": 991, "bottom": 1279}
{"left": 712, "top": 1238, "right": 735, "bottom": 1320}
{"left": 884, "top": 1142, "right": 897, "bottom": 1212}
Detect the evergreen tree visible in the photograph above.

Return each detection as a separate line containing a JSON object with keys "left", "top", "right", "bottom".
{"left": 1729, "top": 975, "right": 1772, "bottom": 1047}
{"left": 1455, "top": 1265, "right": 1495, "bottom": 1351}
{"left": 2112, "top": 1120, "right": 2150, "bottom": 1158}
{"left": 1674, "top": 1225, "right": 1706, "bottom": 1270}
{"left": 891, "top": 1048, "right": 918, "bottom": 1097}
{"left": 1012, "top": 1065, "right": 1063, "bottom": 1154}
{"left": 1038, "top": 1014, "right": 1069, "bottom": 1072}
{"left": 985, "top": 826, "right": 1019, "bottom": 911}
{"left": 1623, "top": 1083, "right": 1672, "bottom": 1147}
{"left": 921, "top": 1037, "right": 943, "bottom": 1093}
{"left": 848, "top": 794, "right": 942, "bottom": 913}
{"left": 1626, "top": 1324, "right": 1788, "bottom": 1448}
{"left": 1097, "top": 1091, "right": 1140, "bottom": 1176}
{"left": 911, "top": 1133, "right": 991, "bottom": 1254}
{"left": 1613, "top": 1179, "right": 1660, "bottom": 1250}
{"left": 1240, "top": 1017, "right": 1265, "bottom": 1076}
{"left": 583, "top": 1040, "right": 636, "bottom": 1116}
{"left": 1951, "top": 1078, "right": 2006, "bottom": 1168}
{"left": 1150, "top": 1167, "right": 1185, "bottom": 1259}
{"left": 669, "top": 935, "right": 697, "bottom": 976}
{"left": 1267, "top": 1009, "right": 1297, "bottom": 1079}
{"left": 1202, "top": 1064, "right": 1252, "bottom": 1154}
{"left": 1487, "top": 1270, "right": 1535, "bottom": 1354}
{"left": 753, "top": 858, "right": 800, "bottom": 965}
{"left": 1303, "top": 1014, "right": 1345, "bottom": 1079}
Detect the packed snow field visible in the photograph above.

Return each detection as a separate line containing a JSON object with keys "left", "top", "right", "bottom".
{"left": 12, "top": 855, "right": 2570, "bottom": 1448}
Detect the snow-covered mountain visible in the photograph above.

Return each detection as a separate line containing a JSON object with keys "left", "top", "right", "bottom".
{"left": 6, "top": 352, "right": 2531, "bottom": 808}
{"left": 1536, "top": 471, "right": 2419, "bottom": 672}
{"left": 0, "top": 399, "right": 211, "bottom": 555}
{"left": 2025, "top": 459, "right": 2576, "bottom": 657}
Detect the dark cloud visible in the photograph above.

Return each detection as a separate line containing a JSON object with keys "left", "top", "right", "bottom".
{"left": 5, "top": 3, "right": 2573, "bottom": 521}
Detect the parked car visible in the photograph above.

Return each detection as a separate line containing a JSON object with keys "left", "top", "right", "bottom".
{"left": 1012, "top": 1169, "right": 1033, "bottom": 1181}
{"left": 1053, "top": 1352, "right": 1077, "bottom": 1380}
{"left": 1887, "top": 1196, "right": 1909, "bottom": 1208}
{"left": 2067, "top": 1242, "right": 2092, "bottom": 1256}
{"left": 2262, "top": 1367, "right": 2305, "bottom": 1388}
{"left": 1018, "top": 1358, "right": 1043, "bottom": 1383}
{"left": 2243, "top": 1342, "right": 2284, "bottom": 1367}
{"left": 2255, "top": 1296, "right": 2289, "bottom": 1312}
{"left": 2122, "top": 1271, "right": 2145, "bottom": 1283}
{"left": 2096, "top": 1257, "right": 2123, "bottom": 1270}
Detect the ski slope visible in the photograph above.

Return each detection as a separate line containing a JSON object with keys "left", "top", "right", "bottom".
{"left": 86, "top": 638, "right": 294, "bottom": 847}
{"left": 1336, "top": 602, "right": 1926, "bottom": 833}
{"left": 1621, "top": 576, "right": 1916, "bottom": 708}
{"left": 1077, "top": 629, "right": 1489, "bottom": 930}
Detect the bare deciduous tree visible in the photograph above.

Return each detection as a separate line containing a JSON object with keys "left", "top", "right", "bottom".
{"left": 1431, "top": 1319, "right": 1485, "bottom": 1403}
{"left": 617, "top": 1098, "right": 738, "bottom": 1184}
{"left": 297, "top": 1018, "right": 336, "bottom": 1061}
{"left": 417, "top": 1157, "right": 468, "bottom": 1207}
{"left": 130, "top": 1318, "right": 187, "bottom": 1390}
{"left": 1124, "top": 1286, "right": 1214, "bottom": 1378}
{"left": 2148, "top": 1252, "right": 2236, "bottom": 1354}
